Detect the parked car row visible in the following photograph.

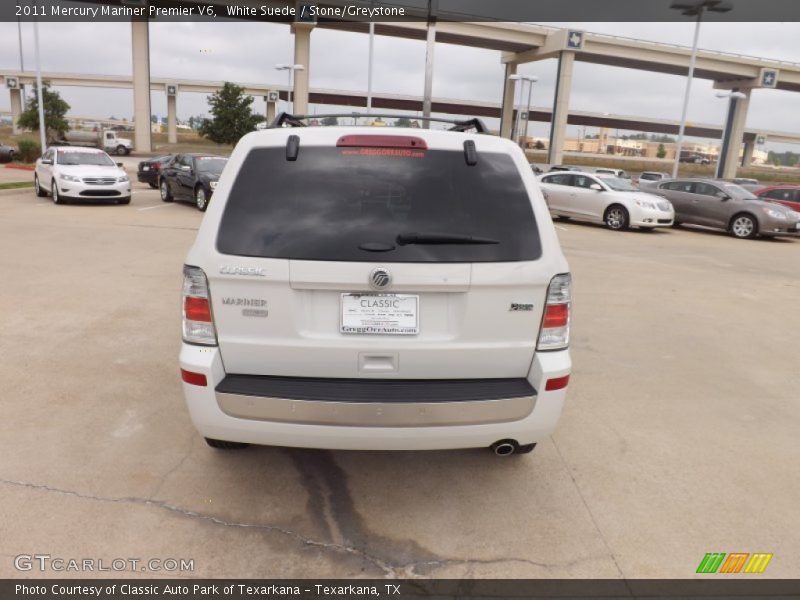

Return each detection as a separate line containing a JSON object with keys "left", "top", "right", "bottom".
{"left": 539, "top": 172, "right": 674, "bottom": 231}
{"left": 538, "top": 169, "right": 800, "bottom": 239}
{"left": 640, "top": 178, "right": 800, "bottom": 239}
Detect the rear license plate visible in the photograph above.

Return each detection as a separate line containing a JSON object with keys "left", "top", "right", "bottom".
{"left": 142, "top": 166, "right": 149, "bottom": 171}
{"left": 341, "top": 294, "right": 418, "bottom": 335}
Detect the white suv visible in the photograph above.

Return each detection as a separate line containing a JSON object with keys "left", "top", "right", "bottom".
{"left": 179, "top": 116, "right": 572, "bottom": 456}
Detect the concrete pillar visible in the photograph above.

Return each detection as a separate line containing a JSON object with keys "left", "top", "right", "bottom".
{"left": 167, "top": 93, "right": 177, "bottom": 145}
{"left": 131, "top": 19, "right": 152, "bottom": 153}
{"left": 547, "top": 51, "right": 575, "bottom": 166}
{"left": 716, "top": 88, "right": 750, "bottom": 179}
{"left": 742, "top": 139, "right": 755, "bottom": 167}
{"left": 291, "top": 23, "right": 313, "bottom": 115}
{"left": 500, "top": 63, "right": 518, "bottom": 139}
{"left": 10, "top": 87, "right": 23, "bottom": 135}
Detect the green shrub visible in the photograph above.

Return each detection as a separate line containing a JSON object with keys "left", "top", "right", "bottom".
{"left": 16, "top": 139, "right": 41, "bottom": 163}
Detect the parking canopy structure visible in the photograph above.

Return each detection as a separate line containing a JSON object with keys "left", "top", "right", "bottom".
{"left": 6, "top": 3, "right": 800, "bottom": 177}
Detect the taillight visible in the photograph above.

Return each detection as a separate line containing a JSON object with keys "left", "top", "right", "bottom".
{"left": 537, "top": 273, "right": 571, "bottom": 351}
{"left": 182, "top": 265, "right": 217, "bottom": 345}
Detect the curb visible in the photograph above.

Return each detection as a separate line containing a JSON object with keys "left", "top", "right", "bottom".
{"left": 3, "top": 164, "right": 36, "bottom": 171}
{"left": 0, "top": 185, "right": 34, "bottom": 196}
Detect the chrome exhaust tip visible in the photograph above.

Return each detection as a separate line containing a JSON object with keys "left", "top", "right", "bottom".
{"left": 491, "top": 440, "right": 517, "bottom": 456}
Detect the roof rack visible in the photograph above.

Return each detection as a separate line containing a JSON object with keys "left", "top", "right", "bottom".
{"left": 268, "top": 112, "right": 489, "bottom": 134}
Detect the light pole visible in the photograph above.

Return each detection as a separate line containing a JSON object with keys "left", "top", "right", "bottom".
{"left": 367, "top": 0, "right": 375, "bottom": 114}
{"left": 275, "top": 64, "right": 304, "bottom": 114}
{"left": 33, "top": 20, "right": 46, "bottom": 152}
{"left": 17, "top": 16, "right": 26, "bottom": 106}
{"left": 714, "top": 90, "right": 746, "bottom": 178}
{"left": 670, "top": 0, "right": 733, "bottom": 178}
{"left": 508, "top": 74, "right": 538, "bottom": 148}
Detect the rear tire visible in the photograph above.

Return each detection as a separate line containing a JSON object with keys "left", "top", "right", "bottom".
{"left": 205, "top": 438, "right": 249, "bottom": 450}
{"left": 730, "top": 213, "right": 758, "bottom": 239}
{"left": 604, "top": 204, "right": 629, "bottom": 231}
{"left": 160, "top": 178, "right": 173, "bottom": 202}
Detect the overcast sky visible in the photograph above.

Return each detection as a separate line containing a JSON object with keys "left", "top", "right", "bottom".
{"left": 2, "top": 20, "right": 800, "bottom": 151}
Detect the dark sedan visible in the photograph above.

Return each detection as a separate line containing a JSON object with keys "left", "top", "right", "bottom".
{"left": 644, "top": 177, "right": 800, "bottom": 239}
{"left": 137, "top": 155, "right": 173, "bottom": 188}
{"left": 0, "top": 143, "right": 16, "bottom": 163}
{"left": 158, "top": 154, "right": 227, "bottom": 211}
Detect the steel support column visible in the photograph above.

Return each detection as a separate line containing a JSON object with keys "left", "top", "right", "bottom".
{"left": 716, "top": 88, "right": 750, "bottom": 179}
{"left": 547, "top": 51, "right": 575, "bottom": 166}
{"left": 10, "top": 87, "right": 23, "bottom": 135}
{"left": 500, "top": 63, "right": 518, "bottom": 139}
{"left": 291, "top": 23, "right": 313, "bottom": 115}
{"left": 167, "top": 93, "right": 177, "bottom": 144}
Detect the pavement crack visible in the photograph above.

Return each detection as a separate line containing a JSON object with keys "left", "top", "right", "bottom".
{"left": 148, "top": 438, "right": 194, "bottom": 500}
{"left": 550, "top": 435, "right": 630, "bottom": 584}
{"left": 0, "top": 476, "right": 397, "bottom": 575}
{"left": 0, "top": 475, "right": 582, "bottom": 577}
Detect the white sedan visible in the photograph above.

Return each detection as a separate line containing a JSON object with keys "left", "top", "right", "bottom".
{"left": 538, "top": 171, "right": 674, "bottom": 231}
{"left": 34, "top": 146, "right": 131, "bottom": 205}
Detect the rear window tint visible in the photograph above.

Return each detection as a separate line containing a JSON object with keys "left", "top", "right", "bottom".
{"left": 216, "top": 146, "right": 541, "bottom": 263}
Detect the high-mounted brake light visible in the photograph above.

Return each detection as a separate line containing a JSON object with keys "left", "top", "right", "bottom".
{"left": 182, "top": 265, "right": 217, "bottom": 346}
{"left": 537, "top": 273, "right": 571, "bottom": 351}
{"left": 336, "top": 135, "right": 427, "bottom": 149}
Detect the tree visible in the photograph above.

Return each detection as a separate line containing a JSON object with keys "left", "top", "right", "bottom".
{"left": 17, "top": 82, "right": 70, "bottom": 142}
{"left": 394, "top": 117, "right": 411, "bottom": 127}
{"left": 656, "top": 143, "right": 667, "bottom": 159}
{"left": 199, "top": 82, "right": 261, "bottom": 145}
{"left": 321, "top": 116, "right": 339, "bottom": 126}
{"left": 534, "top": 140, "right": 545, "bottom": 150}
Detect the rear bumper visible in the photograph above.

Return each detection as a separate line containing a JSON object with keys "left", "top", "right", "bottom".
{"left": 179, "top": 344, "right": 571, "bottom": 450}
{"left": 137, "top": 171, "right": 157, "bottom": 184}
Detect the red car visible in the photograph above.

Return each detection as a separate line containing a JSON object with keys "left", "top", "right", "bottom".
{"left": 754, "top": 185, "right": 800, "bottom": 213}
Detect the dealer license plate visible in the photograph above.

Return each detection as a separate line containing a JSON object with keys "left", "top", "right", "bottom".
{"left": 340, "top": 294, "right": 419, "bottom": 335}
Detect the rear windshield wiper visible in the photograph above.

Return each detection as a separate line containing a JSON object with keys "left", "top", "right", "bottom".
{"left": 396, "top": 232, "right": 499, "bottom": 245}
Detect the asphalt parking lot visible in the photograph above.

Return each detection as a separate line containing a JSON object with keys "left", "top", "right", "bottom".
{"left": 1, "top": 178, "right": 798, "bottom": 579}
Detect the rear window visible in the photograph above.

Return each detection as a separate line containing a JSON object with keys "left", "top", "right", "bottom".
{"left": 217, "top": 146, "right": 541, "bottom": 263}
